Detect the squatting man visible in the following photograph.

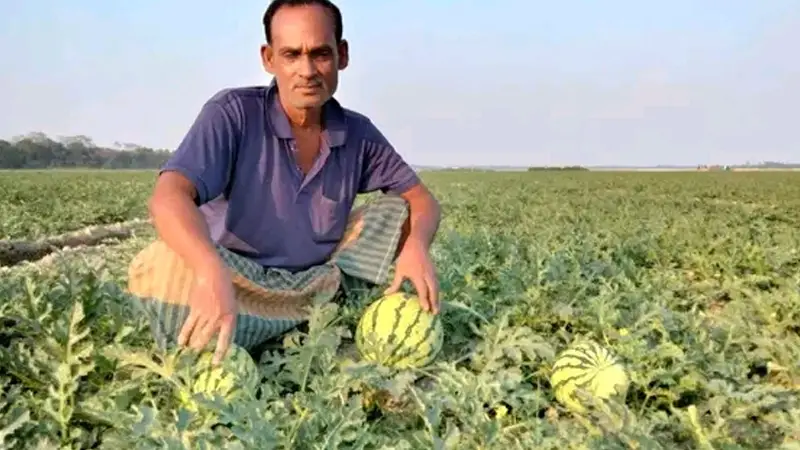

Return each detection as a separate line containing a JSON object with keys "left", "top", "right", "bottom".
{"left": 143, "top": 0, "right": 443, "bottom": 364}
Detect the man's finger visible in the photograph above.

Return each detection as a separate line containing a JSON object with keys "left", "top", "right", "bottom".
{"left": 383, "top": 271, "right": 404, "bottom": 295}
{"left": 427, "top": 273, "right": 440, "bottom": 314}
{"left": 411, "top": 275, "right": 431, "bottom": 312}
{"left": 189, "top": 317, "right": 215, "bottom": 351}
{"left": 213, "top": 316, "right": 235, "bottom": 366}
{"left": 178, "top": 309, "right": 200, "bottom": 347}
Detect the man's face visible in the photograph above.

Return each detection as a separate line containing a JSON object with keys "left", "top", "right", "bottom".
{"left": 261, "top": 4, "right": 349, "bottom": 111}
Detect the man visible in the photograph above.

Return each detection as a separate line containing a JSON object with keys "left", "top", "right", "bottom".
{"left": 126, "top": 0, "right": 441, "bottom": 364}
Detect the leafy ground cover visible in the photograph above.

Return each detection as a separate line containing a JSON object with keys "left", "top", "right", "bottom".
{"left": 1, "top": 170, "right": 800, "bottom": 449}
{"left": 0, "top": 170, "right": 154, "bottom": 240}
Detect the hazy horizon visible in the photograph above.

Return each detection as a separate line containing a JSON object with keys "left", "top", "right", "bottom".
{"left": 2, "top": 1, "right": 798, "bottom": 167}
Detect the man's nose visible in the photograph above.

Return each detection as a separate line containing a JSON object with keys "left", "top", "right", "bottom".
{"left": 297, "top": 55, "right": 316, "bottom": 77}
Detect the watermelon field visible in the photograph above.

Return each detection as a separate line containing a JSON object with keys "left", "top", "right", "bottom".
{"left": 2, "top": 169, "right": 800, "bottom": 449}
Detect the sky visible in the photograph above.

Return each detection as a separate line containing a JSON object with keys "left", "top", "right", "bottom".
{"left": 1, "top": 1, "right": 798, "bottom": 167}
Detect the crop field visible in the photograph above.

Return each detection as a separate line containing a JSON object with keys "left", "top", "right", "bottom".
{"left": 0, "top": 170, "right": 153, "bottom": 241}
{"left": 2, "top": 169, "right": 800, "bottom": 449}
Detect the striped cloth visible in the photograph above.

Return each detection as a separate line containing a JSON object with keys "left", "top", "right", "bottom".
{"left": 126, "top": 194, "right": 409, "bottom": 352}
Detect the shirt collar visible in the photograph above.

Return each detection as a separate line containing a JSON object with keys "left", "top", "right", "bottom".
{"left": 266, "top": 78, "right": 348, "bottom": 148}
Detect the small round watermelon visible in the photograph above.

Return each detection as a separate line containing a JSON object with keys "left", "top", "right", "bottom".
{"left": 355, "top": 292, "right": 443, "bottom": 369}
{"left": 176, "top": 344, "right": 260, "bottom": 413}
{"left": 550, "top": 340, "right": 629, "bottom": 413}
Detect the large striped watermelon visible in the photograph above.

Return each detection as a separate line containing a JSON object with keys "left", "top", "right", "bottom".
{"left": 550, "top": 340, "right": 629, "bottom": 413}
{"left": 355, "top": 292, "right": 443, "bottom": 369}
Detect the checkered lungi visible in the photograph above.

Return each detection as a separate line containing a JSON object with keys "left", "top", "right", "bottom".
{"left": 126, "top": 195, "right": 408, "bottom": 352}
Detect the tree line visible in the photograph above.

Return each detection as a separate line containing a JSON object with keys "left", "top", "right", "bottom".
{"left": 0, "top": 132, "right": 171, "bottom": 169}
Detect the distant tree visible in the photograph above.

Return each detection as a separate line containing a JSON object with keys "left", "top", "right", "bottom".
{"left": 0, "top": 132, "right": 171, "bottom": 169}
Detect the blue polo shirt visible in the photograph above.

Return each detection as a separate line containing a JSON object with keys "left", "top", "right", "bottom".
{"left": 161, "top": 81, "right": 419, "bottom": 272}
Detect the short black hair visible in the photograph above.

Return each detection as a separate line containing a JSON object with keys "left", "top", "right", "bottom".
{"left": 262, "top": 0, "right": 343, "bottom": 44}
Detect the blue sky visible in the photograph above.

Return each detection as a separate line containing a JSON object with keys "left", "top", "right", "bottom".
{"left": 2, "top": 0, "right": 798, "bottom": 166}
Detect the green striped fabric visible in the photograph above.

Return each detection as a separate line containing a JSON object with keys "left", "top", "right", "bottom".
{"left": 129, "top": 194, "right": 409, "bottom": 352}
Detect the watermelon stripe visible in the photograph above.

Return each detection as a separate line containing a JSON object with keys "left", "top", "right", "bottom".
{"left": 392, "top": 308, "right": 431, "bottom": 362}
{"left": 551, "top": 362, "right": 599, "bottom": 373}
{"left": 552, "top": 365, "right": 598, "bottom": 384}
{"left": 551, "top": 372, "right": 599, "bottom": 392}
{"left": 553, "top": 367, "right": 599, "bottom": 385}
{"left": 383, "top": 300, "right": 424, "bottom": 363}
{"left": 366, "top": 296, "right": 388, "bottom": 341}
{"left": 582, "top": 342, "right": 613, "bottom": 361}
{"left": 410, "top": 316, "right": 441, "bottom": 365}
{"left": 555, "top": 343, "right": 618, "bottom": 367}
{"left": 402, "top": 330, "right": 439, "bottom": 367}
{"left": 553, "top": 352, "right": 597, "bottom": 368}
{"left": 388, "top": 320, "right": 436, "bottom": 365}
{"left": 386, "top": 314, "right": 439, "bottom": 366}
{"left": 356, "top": 294, "right": 391, "bottom": 360}
{"left": 558, "top": 346, "right": 598, "bottom": 358}
{"left": 415, "top": 315, "right": 442, "bottom": 365}
{"left": 381, "top": 296, "right": 409, "bottom": 362}
{"left": 369, "top": 296, "right": 389, "bottom": 335}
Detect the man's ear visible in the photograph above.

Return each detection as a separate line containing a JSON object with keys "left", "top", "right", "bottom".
{"left": 260, "top": 44, "right": 275, "bottom": 74}
{"left": 337, "top": 39, "right": 349, "bottom": 70}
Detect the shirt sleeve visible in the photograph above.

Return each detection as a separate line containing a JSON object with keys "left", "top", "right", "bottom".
{"left": 160, "top": 95, "right": 241, "bottom": 205}
{"left": 358, "top": 123, "right": 420, "bottom": 195}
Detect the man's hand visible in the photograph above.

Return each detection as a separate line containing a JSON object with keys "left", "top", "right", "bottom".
{"left": 177, "top": 261, "right": 238, "bottom": 365}
{"left": 384, "top": 237, "right": 440, "bottom": 314}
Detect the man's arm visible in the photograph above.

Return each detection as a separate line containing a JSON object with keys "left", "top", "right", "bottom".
{"left": 150, "top": 94, "right": 243, "bottom": 360}
{"left": 358, "top": 121, "right": 442, "bottom": 312}
{"left": 398, "top": 182, "right": 441, "bottom": 251}
{"left": 357, "top": 123, "right": 442, "bottom": 251}
{"left": 149, "top": 96, "right": 240, "bottom": 276}
{"left": 149, "top": 172, "right": 224, "bottom": 275}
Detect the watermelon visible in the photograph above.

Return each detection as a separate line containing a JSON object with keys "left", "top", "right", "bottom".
{"left": 550, "top": 340, "right": 629, "bottom": 413}
{"left": 355, "top": 292, "right": 443, "bottom": 369}
{"left": 176, "top": 343, "right": 260, "bottom": 413}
